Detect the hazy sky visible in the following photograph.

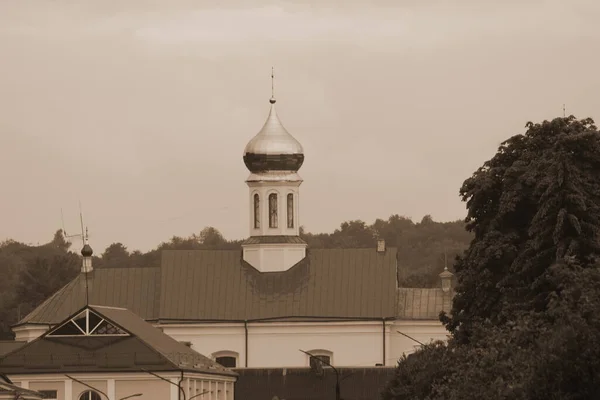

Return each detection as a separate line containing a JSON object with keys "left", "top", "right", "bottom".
{"left": 1, "top": 0, "right": 598, "bottom": 253}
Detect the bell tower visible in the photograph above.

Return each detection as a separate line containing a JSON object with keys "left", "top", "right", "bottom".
{"left": 241, "top": 70, "right": 307, "bottom": 272}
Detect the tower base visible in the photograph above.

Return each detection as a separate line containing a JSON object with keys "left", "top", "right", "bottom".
{"left": 242, "top": 237, "right": 307, "bottom": 272}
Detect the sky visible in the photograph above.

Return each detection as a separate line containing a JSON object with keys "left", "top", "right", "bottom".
{"left": 0, "top": 0, "right": 598, "bottom": 253}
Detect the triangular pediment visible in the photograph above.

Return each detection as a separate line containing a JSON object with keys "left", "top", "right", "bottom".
{"left": 47, "top": 308, "right": 129, "bottom": 337}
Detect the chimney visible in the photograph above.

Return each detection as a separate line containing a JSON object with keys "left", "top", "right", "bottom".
{"left": 376, "top": 239, "right": 386, "bottom": 253}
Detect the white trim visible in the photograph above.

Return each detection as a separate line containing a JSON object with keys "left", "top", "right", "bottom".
{"left": 65, "top": 379, "right": 73, "bottom": 400}
{"left": 169, "top": 378, "right": 178, "bottom": 400}
{"left": 158, "top": 320, "right": 391, "bottom": 329}
{"left": 107, "top": 379, "right": 115, "bottom": 400}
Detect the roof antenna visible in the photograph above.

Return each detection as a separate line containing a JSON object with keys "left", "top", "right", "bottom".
{"left": 270, "top": 66, "right": 276, "bottom": 104}
{"left": 60, "top": 203, "right": 90, "bottom": 245}
{"left": 79, "top": 201, "right": 85, "bottom": 247}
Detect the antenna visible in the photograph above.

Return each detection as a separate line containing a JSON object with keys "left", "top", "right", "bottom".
{"left": 84, "top": 226, "right": 90, "bottom": 305}
{"left": 79, "top": 201, "right": 85, "bottom": 247}
{"left": 271, "top": 66, "right": 275, "bottom": 98}
{"left": 60, "top": 202, "right": 89, "bottom": 245}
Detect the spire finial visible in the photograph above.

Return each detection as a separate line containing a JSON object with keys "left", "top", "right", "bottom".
{"left": 270, "top": 67, "right": 276, "bottom": 104}
{"left": 85, "top": 227, "right": 89, "bottom": 244}
{"left": 563, "top": 104, "right": 566, "bottom": 117}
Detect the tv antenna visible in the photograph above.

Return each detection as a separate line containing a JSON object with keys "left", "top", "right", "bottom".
{"left": 61, "top": 201, "right": 88, "bottom": 247}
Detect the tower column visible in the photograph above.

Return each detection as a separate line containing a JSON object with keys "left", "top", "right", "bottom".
{"left": 241, "top": 73, "right": 307, "bottom": 272}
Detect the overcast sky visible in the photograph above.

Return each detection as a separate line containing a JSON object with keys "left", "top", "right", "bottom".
{"left": 0, "top": 0, "right": 598, "bottom": 253}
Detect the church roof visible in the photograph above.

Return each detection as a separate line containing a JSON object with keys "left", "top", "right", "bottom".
{"left": 1, "top": 305, "right": 236, "bottom": 376}
{"left": 17, "top": 248, "right": 399, "bottom": 326}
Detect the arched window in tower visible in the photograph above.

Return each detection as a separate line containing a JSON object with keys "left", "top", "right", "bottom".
{"left": 269, "top": 193, "right": 278, "bottom": 228}
{"left": 253, "top": 194, "right": 260, "bottom": 229}
{"left": 287, "top": 193, "right": 294, "bottom": 228}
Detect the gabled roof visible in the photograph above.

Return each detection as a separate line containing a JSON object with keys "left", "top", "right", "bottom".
{"left": 17, "top": 267, "right": 160, "bottom": 326}
{"left": 18, "top": 248, "right": 400, "bottom": 326}
{"left": 1, "top": 305, "right": 236, "bottom": 377}
{"left": 0, "top": 341, "right": 26, "bottom": 357}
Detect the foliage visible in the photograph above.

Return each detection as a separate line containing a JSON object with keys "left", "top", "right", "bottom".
{"left": 444, "top": 116, "right": 600, "bottom": 340}
{"left": 383, "top": 116, "right": 600, "bottom": 399}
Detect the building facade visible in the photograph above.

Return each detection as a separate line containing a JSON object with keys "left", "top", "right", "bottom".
{"left": 2, "top": 306, "right": 237, "bottom": 400}
{"left": 10, "top": 85, "right": 454, "bottom": 369}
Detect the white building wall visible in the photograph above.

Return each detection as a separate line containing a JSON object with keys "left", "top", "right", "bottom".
{"left": 160, "top": 320, "right": 449, "bottom": 368}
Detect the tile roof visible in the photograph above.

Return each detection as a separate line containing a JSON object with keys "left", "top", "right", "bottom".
{"left": 158, "top": 248, "right": 397, "bottom": 321}
{"left": 233, "top": 367, "right": 395, "bottom": 400}
{"left": 396, "top": 288, "right": 453, "bottom": 319}
{"left": 1, "top": 306, "right": 236, "bottom": 377}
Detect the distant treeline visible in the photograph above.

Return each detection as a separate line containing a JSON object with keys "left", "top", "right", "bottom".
{"left": 0, "top": 214, "right": 472, "bottom": 339}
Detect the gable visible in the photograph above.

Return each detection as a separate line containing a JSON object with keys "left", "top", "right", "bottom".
{"left": 2, "top": 306, "right": 235, "bottom": 376}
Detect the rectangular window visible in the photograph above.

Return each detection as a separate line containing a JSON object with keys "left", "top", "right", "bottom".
{"left": 287, "top": 193, "right": 294, "bottom": 228}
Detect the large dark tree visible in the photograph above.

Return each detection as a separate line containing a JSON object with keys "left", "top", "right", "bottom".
{"left": 443, "top": 116, "right": 600, "bottom": 341}
{"left": 383, "top": 116, "right": 600, "bottom": 399}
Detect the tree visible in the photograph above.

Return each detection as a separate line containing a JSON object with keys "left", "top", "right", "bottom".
{"left": 443, "top": 116, "right": 600, "bottom": 340}
{"left": 101, "top": 243, "right": 131, "bottom": 268}
{"left": 383, "top": 116, "right": 600, "bottom": 399}
{"left": 16, "top": 254, "right": 79, "bottom": 313}
{"left": 196, "top": 226, "right": 227, "bottom": 247}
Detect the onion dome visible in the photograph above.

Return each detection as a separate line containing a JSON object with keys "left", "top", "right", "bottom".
{"left": 243, "top": 96, "right": 304, "bottom": 173}
{"left": 81, "top": 240, "right": 93, "bottom": 257}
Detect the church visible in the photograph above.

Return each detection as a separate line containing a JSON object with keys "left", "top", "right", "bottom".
{"left": 10, "top": 79, "right": 454, "bottom": 370}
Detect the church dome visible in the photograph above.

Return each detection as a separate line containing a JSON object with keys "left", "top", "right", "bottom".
{"left": 243, "top": 97, "right": 304, "bottom": 173}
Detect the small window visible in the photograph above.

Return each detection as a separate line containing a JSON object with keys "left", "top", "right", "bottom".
{"left": 307, "top": 349, "right": 333, "bottom": 368}
{"left": 310, "top": 355, "right": 331, "bottom": 368}
{"left": 253, "top": 193, "right": 260, "bottom": 229}
{"left": 268, "top": 193, "right": 278, "bottom": 228}
{"left": 39, "top": 390, "right": 58, "bottom": 400}
{"left": 79, "top": 391, "right": 102, "bottom": 400}
{"left": 216, "top": 356, "right": 237, "bottom": 368}
{"left": 287, "top": 193, "right": 294, "bottom": 228}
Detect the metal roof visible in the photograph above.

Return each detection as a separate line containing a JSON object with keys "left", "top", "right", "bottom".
{"left": 396, "top": 288, "right": 453, "bottom": 319}
{"left": 158, "top": 248, "right": 397, "bottom": 321}
{"left": 17, "top": 247, "right": 450, "bottom": 326}
{"left": 18, "top": 267, "right": 160, "bottom": 325}
{"left": 242, "top": 236, "right": 306, "bottom": 245}
{"left": 1, "top": 305, "right": 236, "bottom": 377}
{"left": 0, "top": 341, "right": 26, "bottom": 357}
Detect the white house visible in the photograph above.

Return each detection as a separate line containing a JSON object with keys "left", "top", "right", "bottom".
{"left": 11, "top": 83, "right": 454, "bottom": 369}
{"left": 2, "top": 305, "right": 236, "bottom": 400}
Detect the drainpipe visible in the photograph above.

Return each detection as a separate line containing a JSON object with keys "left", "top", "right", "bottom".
{"left": 244, "top": 320, "right": 249, "bottom": 367}
{"left": 382, "top": 318, "right": 386, "bottom": 366}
